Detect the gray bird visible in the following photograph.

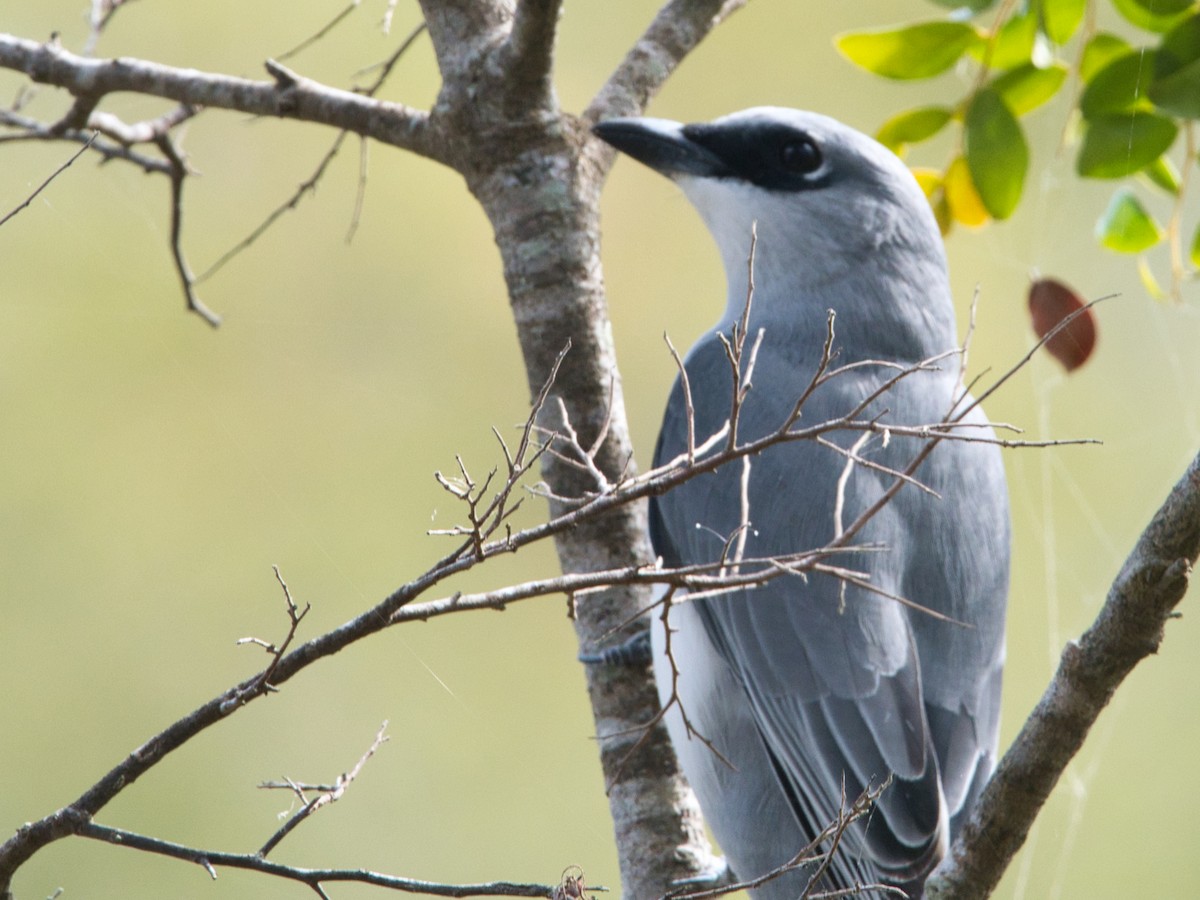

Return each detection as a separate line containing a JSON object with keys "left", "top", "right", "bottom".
{"left": 594, "top": 109, "right": 1009, "bottom": 898}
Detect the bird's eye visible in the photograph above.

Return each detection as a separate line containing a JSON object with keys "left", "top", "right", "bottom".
{"left": 779, "top": 137, "right": 822, "bottom": 175}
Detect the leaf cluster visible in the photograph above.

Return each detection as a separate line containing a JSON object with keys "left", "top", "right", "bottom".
{"left": 837, "top": 0, "right": 1200, "bottom": 300}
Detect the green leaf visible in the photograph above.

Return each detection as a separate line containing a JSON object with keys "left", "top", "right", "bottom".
{"left": 1095, "top": 188, "right": 1164, "bottom": 252}
{"left": 835, "top": 22, "right": 982, "bottom": 79}
{"left": 876, "top": 106, "right": 954, "bottom": 152}
{"left": 1080, "top": 51, "right": 1156, "bottom": 119}
{"left": 969, "top": 10, "right": 1038, "bottom": 69}
{"left": 927, "top": 0, "right": 997, "bottom": 10}
{"left": 1149, "top": 13, "right": 1200, "bottom": 118}
{"left": 1081, "top": 33, "right": 1133, "bottom": 81}
{"left": 964, "top": 88, "right": 1029, "bottom": 218}
{"left": 1111, "top": 0, "right": 1194, "bottom": 33}
{"left": 1077, "top": 112, "right": 1179, "bottom": 178}
{"left": 1039, "top": 0, "right": 1088, "bottom": 44}
{"left": 1191, "top": 220, "right": 1200, "bottom": 267}
{"left": 990, "top": 62, "right": 1068, "bottom": 114}
{"left": 1140, "top": 155, "right": 1182, "bottom": 193}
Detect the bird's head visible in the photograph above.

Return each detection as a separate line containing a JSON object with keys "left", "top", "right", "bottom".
{"left": 594, "top": 107, "right": 951, "bottom": 340}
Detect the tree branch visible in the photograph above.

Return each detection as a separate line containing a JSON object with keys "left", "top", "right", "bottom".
{"left": 0, "top": 34, "right": 436, "bottom": 159}
{"left": 76, "top": 821, "right": 573, "bottom": 898}
{"left": 926, "top": 448, "right": 1200, "bottom": 899}
{"left": 501, "top": 0, "right": 563, "bottom": 112}
{"left": 0, "top": 131, "right": 94, "bottom": 227}
{"left": 585, "top": 0, "right": 750, "bottom": 124}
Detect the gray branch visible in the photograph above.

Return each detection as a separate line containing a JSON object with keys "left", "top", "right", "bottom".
{"left": 0, "top": 33, "right": 436, "bottom": 159}
{"left": 926, "top": 448, "right": 1200, "bottom": 899}
{"left": 584, "top": 0, "right": 750, "bottom": 123}
{"left": 78, "top": 822, "right": 570, "bottom": 898}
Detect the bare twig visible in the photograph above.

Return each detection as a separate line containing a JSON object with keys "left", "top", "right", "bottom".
{"left": 153, "top": 130, "right": 221, "bottom": 326}
{"left": 76, "top": 820, "right": 580, "bottom": 898}
{"left": 347, "top": 134, "right": 369, "bottom": 242}
{"left": 0, "top": 109, "right": 170, "bottom": 172}
{"left": 195, "top": 130, "right": 351, "bottom": 283}
{"left": 0, "top": 132, "right": 95, "bottom": 227}
{"left": 87, "top": 103, "right": 197, "bottom": 145}
{"left": 585, "top": 0, "right": 751, "bottom": 123}
{"left": 0, "top": 35, "right": 434, "bottom": 156}
{"left": 258, "top": 721, "right": 389, "bottom": 857}
{"left": 199, "top": 23, "right": 429, "bottom": 283}
{"left": 352, "top": 23, "right": 429, "bottom": 92}
{"left": 664, "top": 332, "right": 697, "bottom": 462}
{"left": 83, "top": 0, "right": 138, "bottom": 56}
{"left": 277, "top": 1, "right": 362, "bottom": 63}
{"left": 231, "top": 566, "right": 311, "bottom": 707}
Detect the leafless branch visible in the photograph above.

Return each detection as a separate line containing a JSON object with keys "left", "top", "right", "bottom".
{"left": 194, "top": 129, "right": 351, "bottom": 283}
{"left": 153, "top": 129, "right": 221, "bottom": 326}
{"left": 231, "top": 566, "right": 311, "bottom": 704}
{"left": 352, "top": 23, "right": 429, "bottom": 92}
{"left": 0, "top": 109, "right": 170, "bottom": 171}
{"left": 664, "top": 333, "right": 697, "bottom": 462}
{"left": 191, "top": 19, "right": 426, "bottom": 282}
{"left": 277, "top": 1, "right": 363, "bottom": 63}
{"left": 257, "top": 721, "right": 389, "bottom": 857}
{"left": 0, "top": 34, "right": 435, "bottom": 157}
{"left": 585, "top": 0, "right": 751, "bottom": 124}
{"left": 83, "top": 0, "right": 138, "bottom": 56}
{"left": 0, "top": 131, "right": 94, "bottom": 227}
{"left": 75, "top": 820, "right": 581, "bottom": 898}
{"left": 651, "top": 589, "right": 735, "bottom": 770}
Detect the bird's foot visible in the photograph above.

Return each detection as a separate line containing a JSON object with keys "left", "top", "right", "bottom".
{"left": 667, "top": 856, "right": 735, "bottom": 893}
{"left": 577, "top": 628, "right": 651, "bottom": 666}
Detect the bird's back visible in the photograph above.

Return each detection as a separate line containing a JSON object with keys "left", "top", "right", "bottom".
{"left": 650, "top": 323, "right": 1009, "bottom": 896}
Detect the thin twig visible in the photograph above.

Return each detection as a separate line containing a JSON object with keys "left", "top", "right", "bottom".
{"left": 257, "top": 721, "right": 389, "bottom": 857}
{"left": 154, "top": 131, "right": 221, "bottom": 326}
{"left": 76, "top": 820, "right": 580, "bottom": 898}
{"left": 0, "top": 133, "right": 95, "bottom": 227}
{"left": 277, "top": 1, "right": 362, "bottom": 63}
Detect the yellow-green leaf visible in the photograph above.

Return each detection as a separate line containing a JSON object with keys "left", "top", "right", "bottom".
{"left": 1040, "top": 0, "right": 1088, "bottom": 44}
{"left": 836, "top": 22, "right": 981, "bottom": 80}
{"left": 965, "top": 88, "right": 1029, "bottom": 219}
{"left": 1081, "top": 33, "right": 1133, "bottom": 82}
{"left": 1080, "top": 51, "right": 1156, "bottom": 119}
{"left": 876, "top": 106, "right": 953, "bottom": 152}
{"left": 1191, "top": 221, "right": 1200, "bottom": 267}
{"left": 1149, "top": 13, "right": 1200, "bottom": 118}
{"left": 970, "top": 11, "right": 1037, "bottom": 69}
{"left": 1077, "top": 112, "right": 1178, "bottom": 178}
{"left": 990, "top": 62, "right": 1068, "bottom": 114}
{"left": 1140, "top": 155, "right": 1181, "bottom": 194}
{"left": 1095, "top": 188, "right": 1163, "bottom": 252}
{"left": 945, "top": 157, "right": 990, "bottom": 227}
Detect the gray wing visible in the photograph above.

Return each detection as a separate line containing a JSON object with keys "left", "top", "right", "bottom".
{"left": 650, "top": 333, "right": 1008, "bottom": 886}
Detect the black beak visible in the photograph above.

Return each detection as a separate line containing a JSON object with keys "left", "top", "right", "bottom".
{"left": 593, "top": 117, "right": 728, "bottom": 179}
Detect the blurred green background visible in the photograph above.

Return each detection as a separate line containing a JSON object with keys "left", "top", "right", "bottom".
{"left": 2, "top": 2, "right": 1198, "bottom": 898}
